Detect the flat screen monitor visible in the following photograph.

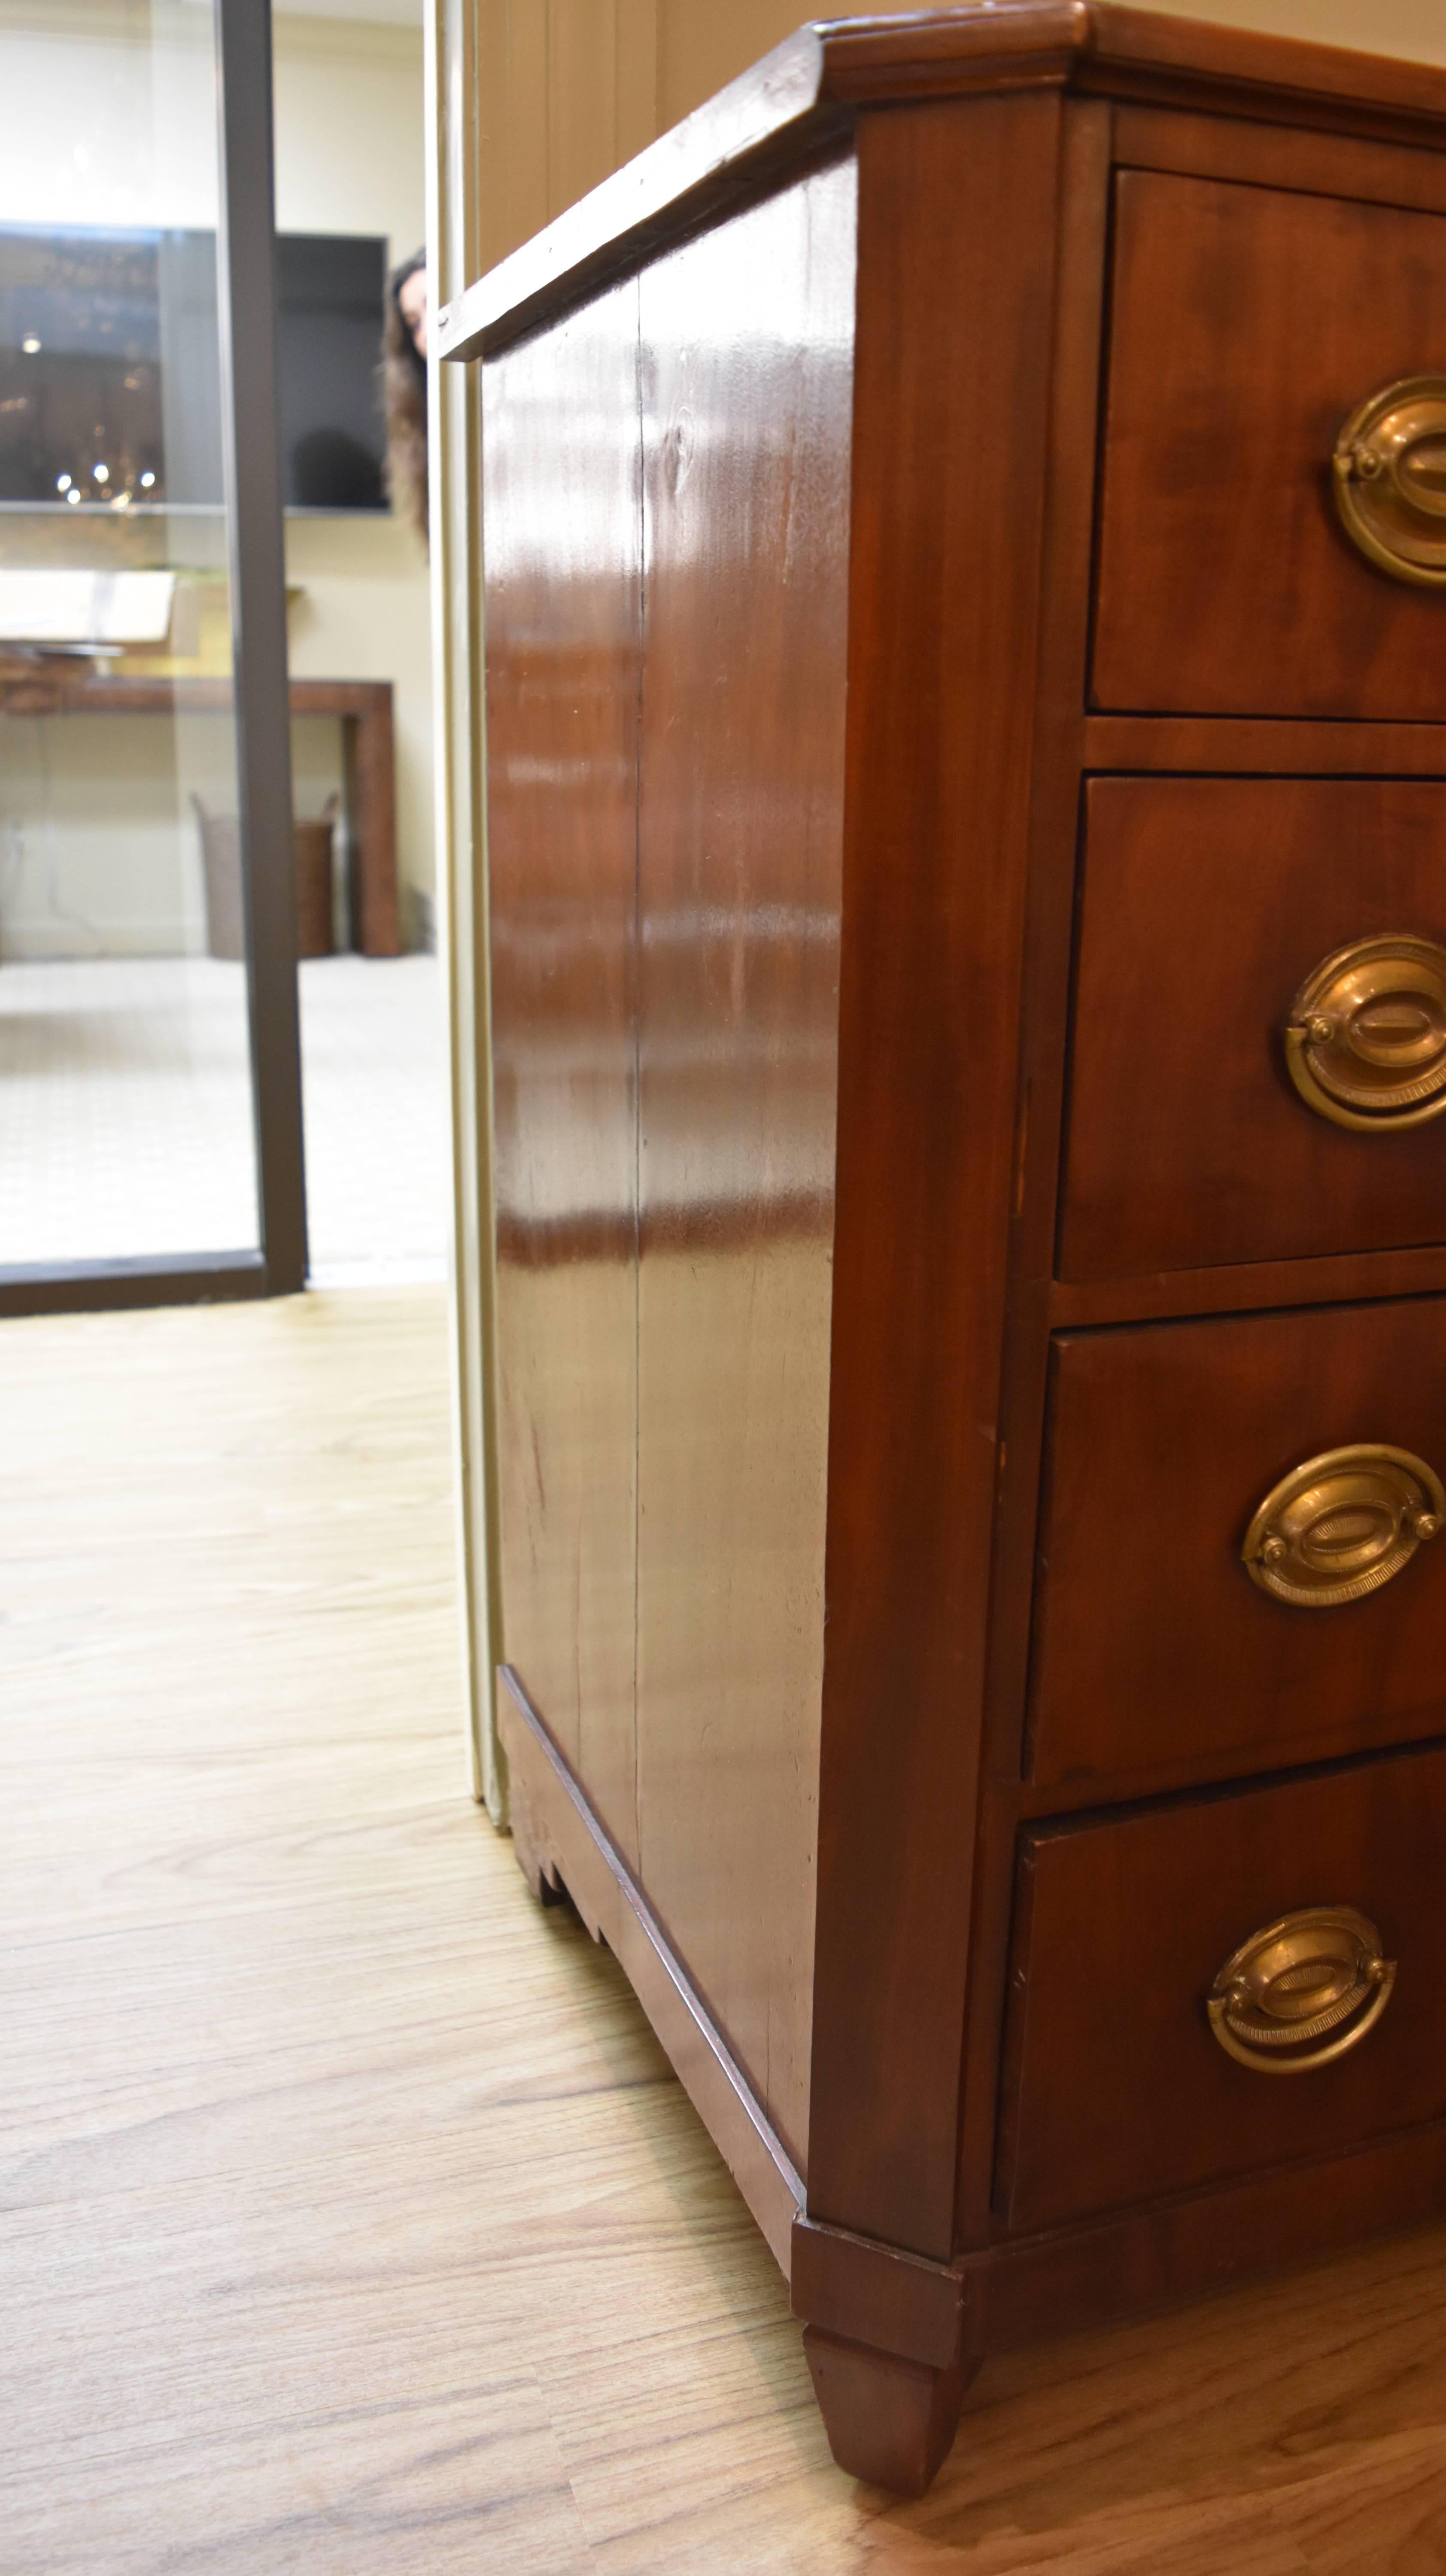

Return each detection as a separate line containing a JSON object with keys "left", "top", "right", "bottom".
{"left": 0, "top": 226, "right": 389, "bottom": 513}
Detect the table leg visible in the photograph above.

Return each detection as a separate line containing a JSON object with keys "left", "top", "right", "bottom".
{"left": 341, "top": 696, "right": 401, "bottom": 955}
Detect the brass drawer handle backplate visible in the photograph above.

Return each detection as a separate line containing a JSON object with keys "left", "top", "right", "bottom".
{"left": 1334, "top": 375, "right": 1446, "bottom": 585}
{"left": 1285, "top": 935, "right": 1446, "bottom": 1131}
{"left": 1242, "top": 1443, "right": 1444, "bottom": 1609}
{"left": 1208, "top": 1907, "right": 1395, "bottom": 2075}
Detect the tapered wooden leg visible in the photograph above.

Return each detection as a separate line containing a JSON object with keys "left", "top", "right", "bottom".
{"left": 803, "top": 2327, "right": 972, "bottom": 2494}
{"left": 507, "top": 1766, "right": 565, "bottom": 1908}
{"left": 504, "top": 1732, "right": 607, "bottom": 1940}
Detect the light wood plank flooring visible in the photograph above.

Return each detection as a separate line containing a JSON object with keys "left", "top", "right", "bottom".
{"left": 6, "top": 1285, "right": 1446, "bottom": 2572}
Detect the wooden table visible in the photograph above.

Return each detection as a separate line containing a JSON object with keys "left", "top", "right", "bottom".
{"left": 0, "top": 665, "right": 400, "bottom": 955}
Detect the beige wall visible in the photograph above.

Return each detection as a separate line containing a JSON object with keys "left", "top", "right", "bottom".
{"left": 475, "top": 0, "right": 808, "bottom": 267}
{"left": 1120, "top": 0, "right": 1446, "bottom": 58}
{"left": 0, "top": 3, "right": 433, "bottom": 953}
{"left": 474, "top": 0, "right": 1446, "bottom": 272}
{"left": 274, "top": 12, "right": 434, "bottom": 938}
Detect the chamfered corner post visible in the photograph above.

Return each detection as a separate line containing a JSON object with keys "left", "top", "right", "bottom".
{"left": 803, "top": 76, "right": 1068, "bottom": 2398}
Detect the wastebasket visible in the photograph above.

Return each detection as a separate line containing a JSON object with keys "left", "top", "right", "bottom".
{"left": 191, "top": 792, "right": 338, "bottom": 960}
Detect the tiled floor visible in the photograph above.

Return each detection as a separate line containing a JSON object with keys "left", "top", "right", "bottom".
{"left": 0, "top": 952, "right": 448, "bottom": 1275}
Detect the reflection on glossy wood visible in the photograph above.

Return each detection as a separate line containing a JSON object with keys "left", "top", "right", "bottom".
{"left": 1094, "top": 171, "right": 1446, "bottom": 719}
{"left": 1062, "top": 778, "right": 1446, "bottom": 1280}
{"left": 1030, "top": 1299, "right": 1446, "bottom": 1795}
{"left": 467, "top": 0, "right": 1446, "bottom": 2503}
{"left": 0, "top": 669, "right": 400, "bottom": 956}
{"left": 485, "top": 167, "right": 856, "bottom": 2174}
{"left": 633, "top": 162, "right": 854, "bottom": 2176}
{"left": 483, "top": 284, "right": 641, "bottom": 1861}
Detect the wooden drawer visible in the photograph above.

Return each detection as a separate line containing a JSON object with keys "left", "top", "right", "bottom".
{"left": 1029, "top": 1300, "right": 1446, "bottom": 1793}
{"left": 1060, "top": 777, "right": 1446, "bottom": 1281}
{"left": 1094, "top": 171, "right": 1446, "bottom": 719}
{"left": 999, "top": 1745, "right": 1446, "bottom": 2234}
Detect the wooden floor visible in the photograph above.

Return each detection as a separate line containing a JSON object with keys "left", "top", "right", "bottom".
{"left": 8, "top": 1288, "right": 1446, "bottom": 2572}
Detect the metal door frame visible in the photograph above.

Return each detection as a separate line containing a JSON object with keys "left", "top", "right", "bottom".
{"left": 0, "top": 0, "right": 307, "bottom": 1318}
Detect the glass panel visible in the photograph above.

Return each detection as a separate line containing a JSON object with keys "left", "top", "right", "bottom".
{"left": 0, "top": 0, "right": 260, "bottom": 1267}
{"left": 269, "top": 20, "right": 449, "bottom": 1283}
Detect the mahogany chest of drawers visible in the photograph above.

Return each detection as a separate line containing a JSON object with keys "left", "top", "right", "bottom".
{"left": 441, "top": 1, "right": 1446, "bottom": 2495}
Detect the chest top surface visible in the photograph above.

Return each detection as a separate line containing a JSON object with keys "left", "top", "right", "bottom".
{"left": 438, "top": 2, "right": 1446, "bottom": 366}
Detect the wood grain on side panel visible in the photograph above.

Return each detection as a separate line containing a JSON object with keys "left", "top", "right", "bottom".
{"left": 807, "top": 92, "right": 1065, "bottom": 2261}
{"left": 633, "top": 161, "right": 857, "bottom": 2178}
{"left": 482, "top": 286, "right": 642, "bottom": 1863}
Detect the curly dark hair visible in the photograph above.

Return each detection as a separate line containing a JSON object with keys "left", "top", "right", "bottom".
{"left": 383, "top": 246, "right": 428, "bottom": 543}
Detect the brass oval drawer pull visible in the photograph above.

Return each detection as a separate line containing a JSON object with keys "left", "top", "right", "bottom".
{"left": 1208, "top": 1907, "right": 1394, "bottom": 2075}
{"left": 1242, "top": 1443, "right": 1444, "bottom": 1609}
{"left": 1285, "top": 934, "right": 1446, "bottom": 1130}
{"left": 1334, "top": 375, "right": 1446, "bottom": 585}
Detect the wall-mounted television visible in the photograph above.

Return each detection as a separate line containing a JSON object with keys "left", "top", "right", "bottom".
{"left": 0, "top": 226, "right": 389, "bottom": 513}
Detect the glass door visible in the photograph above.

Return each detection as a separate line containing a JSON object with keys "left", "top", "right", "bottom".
{"left": 0, "top": 0, "right": 304, "bottom": 1309}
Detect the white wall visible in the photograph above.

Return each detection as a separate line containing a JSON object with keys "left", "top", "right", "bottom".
{"left": 0, "top": 3, "right": 219, "bottom": 232}
{"left": 0, "top": 3, "right": 433, "bottom": 957}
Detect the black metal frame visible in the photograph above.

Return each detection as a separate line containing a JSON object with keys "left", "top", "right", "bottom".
{"left": 0, "top": 0, "right": 307, "bottom": 1321}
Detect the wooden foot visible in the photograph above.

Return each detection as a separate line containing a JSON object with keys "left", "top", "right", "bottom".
{"left": 506, "top": 1736, "right": 607, "bottom": 1938}
{"left": 507, "top": 1764, "right": 566, "bottom": 1908}
{"left": 803, "top": 2326, "right": 972, "bottom": 2494}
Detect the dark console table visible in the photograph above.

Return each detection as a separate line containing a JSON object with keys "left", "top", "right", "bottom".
{"left": 0, "top": 666, "right": 399, "bottom": 956}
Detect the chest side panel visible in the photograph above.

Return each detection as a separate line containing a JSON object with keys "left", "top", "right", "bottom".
{"left": 632, "top": 157, "right": 857, "bottom": 2176}
{"left": 483, "top": 286, "right": 643, "bottom": 1862}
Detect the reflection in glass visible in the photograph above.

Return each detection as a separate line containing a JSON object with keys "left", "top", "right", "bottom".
{"left": 0, "top": 224, "right": 389, "bottom": 513}
{"left": 0, "top": 0, "right": 260, "bottom": 1267}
